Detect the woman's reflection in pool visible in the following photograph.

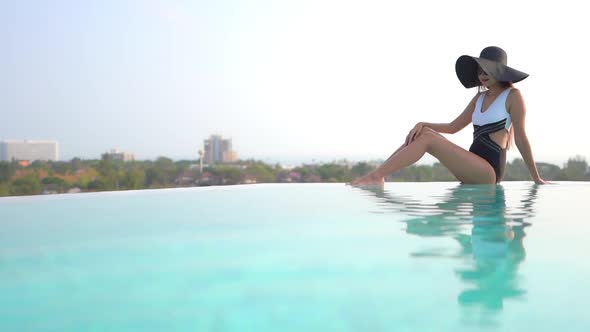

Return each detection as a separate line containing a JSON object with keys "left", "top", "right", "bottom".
{"left": 354, "top": 183, "right": 538, "bottom": 311}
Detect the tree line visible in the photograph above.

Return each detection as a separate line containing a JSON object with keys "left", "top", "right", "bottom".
{"left": 1, "top": 154, "right": 589, "bottom": 197}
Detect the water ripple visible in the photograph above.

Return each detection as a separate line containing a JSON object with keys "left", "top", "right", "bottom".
{"left": 353, "top": 183, "right": 541, "bottom": 312}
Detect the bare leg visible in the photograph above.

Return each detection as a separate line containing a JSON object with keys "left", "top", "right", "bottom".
{"left": 383, "top": 143, "right": 407, "bottom": 163}
{"left": 351, "top": 128, "right": 496, "bottom": 186}
{"left": 382, "top": 130, "right": 446, "bottom": 164}
{"left": 347, "top": 143, "right": 406, "bottom": 186}
{"left": 351, "top": 143, "right": 407, "bottom": 185}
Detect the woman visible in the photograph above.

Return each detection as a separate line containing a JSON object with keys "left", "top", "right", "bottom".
{"left": 351, "top": 46, "right": 547, "bottom": 186}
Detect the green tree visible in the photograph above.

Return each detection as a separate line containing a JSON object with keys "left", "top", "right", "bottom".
{"left": 276, "top": 169, "right": 292, "bottom": 182}
{"left": 41, "top": 176, "right": 68, "bottom": 192}
{"left": 213, "top": 165, "right": 242, "bottom": 184}
{"left": 536, "top": 162, "right": 563, "bottom": 181}
{"left": 87, "top": 176, "right": 117, "bottom": 191}
{"left": 318, "top": 164, "right": 349, "bottom": 182}
{"left": 351, "top": 162, "right": 374, "bottom": 178}
{"left": 293, "top": 165, "right": 320, "bottom": 182}
{"left": 0, "top": 183, "right": 9, "bottom": 196}
{"left": 0, "top": 161, "right": 17, "bottom": 182}
{"left": 563, "top": 156, "right": 588, "bottom": 181}
{"left": 432, "top": 162, "right": 456, "bottom": 181}
{"left": 504, "top": 158, "right": 530, "bottom": 181}
{"left": 30, "top": 160, "right": 50, "bottom": 172}
{"left": 145, "top": 167, "right": 163, "bottom": 187}
{"left": 155, "top": 156, "right": 175, "bottom": 168}
{"left": 70, "top": 157, "right": 83, "bottom": 172}
{"left": 390, "top": 165, "right": 433, "bottom": 181}
{"left": 50, "top": 161, "right": 70, "bottom": 175}
{"left": 144, "top": 157, "right": 177, "bottom": 187}
{"left": 175, "top": 160, "right": 196, "bottom": 169}
{"left": 10, "top": 175, "right": 42, "bottom": 196}
{"left": 120, "top": 168, "right": 146, "bottom": 190}
{"left": 96, "top": 154, "right": 124, "bottom": 189}
{"left": 245, "top": 163, "right": 276, "bottom": 183}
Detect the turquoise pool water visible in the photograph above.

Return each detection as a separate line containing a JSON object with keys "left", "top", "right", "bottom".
{"left": 1, "top": 182, "right": 589, "bottom": 331}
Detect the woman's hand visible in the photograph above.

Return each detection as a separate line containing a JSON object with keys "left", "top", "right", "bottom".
{"left": 405, "top": 122, "right": 425, "bottom": 146}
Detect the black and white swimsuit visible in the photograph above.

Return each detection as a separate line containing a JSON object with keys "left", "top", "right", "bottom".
{"left": 469, "top": 88, "right": 513, "bottom": 183}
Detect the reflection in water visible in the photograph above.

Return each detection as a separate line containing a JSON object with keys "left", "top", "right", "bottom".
{"left": 355, "top": 184, "right": 539, "bottom": 312}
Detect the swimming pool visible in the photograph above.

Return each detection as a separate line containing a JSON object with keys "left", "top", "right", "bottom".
{"left": 1, "top": 182, "right": 589, "bottom": 331}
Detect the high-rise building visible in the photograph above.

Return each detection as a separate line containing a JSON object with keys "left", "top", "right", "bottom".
{"left": 203, "top": 135, "right": 238, "bottom": 164}
{"left": 0, "top": 140, "right": 59, "bottom": 162}
{"left": 105, "top": 148, "right": 135, "bottom": 162}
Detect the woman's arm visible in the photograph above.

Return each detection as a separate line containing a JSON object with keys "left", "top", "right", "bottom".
{"left": 407, "top": 93, "right": 479, "bottom": 144}
{"left": 423, "top": 93, "right": 479, "bottom": 134}
{"left": 509, "top": 89, "right": 546, "bottom": 184}
{"left": 420, "top": 122, "right": 454, "bottom": 134}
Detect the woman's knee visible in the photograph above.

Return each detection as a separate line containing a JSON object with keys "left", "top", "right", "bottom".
{"left": 417, "top": 127, "right": 441, "bottom": 140}
{"left": 423, "top": 127, "right": 445, "bottom": 137}
{"left": 417, "top": 128, "right": 449, "bottom": 152}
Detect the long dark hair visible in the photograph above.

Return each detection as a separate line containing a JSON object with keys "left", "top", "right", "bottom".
{"left": 477, "top": 81, "right": 515, "bottom": 150}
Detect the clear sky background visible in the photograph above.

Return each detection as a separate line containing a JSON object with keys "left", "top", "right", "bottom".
{"left": 1, "top": 0, "right": 588, "bottom": 166}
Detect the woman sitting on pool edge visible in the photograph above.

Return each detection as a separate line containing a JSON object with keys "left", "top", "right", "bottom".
{"left": 351, "top": 46, "right": 548, "bottom": 186}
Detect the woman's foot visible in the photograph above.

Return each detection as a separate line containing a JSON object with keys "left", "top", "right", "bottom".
{"left": 350, "top": 173, "right": 385, "bottom": 186}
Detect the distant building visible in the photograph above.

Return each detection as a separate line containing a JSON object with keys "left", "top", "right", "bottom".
{"left": 0, "top": 139, "right": 59, "bottom": 162}
{"left": 106, "top": 148, "right": 135, "bottom": 162}
{"left": 223, "top": 150, "right": 239, "bottom": 163}
{"left": 203, "top": 135, "right": 238, "bottom": 164}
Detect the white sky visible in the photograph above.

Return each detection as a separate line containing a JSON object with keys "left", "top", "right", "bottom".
{"left": 1, "top": 0, "right": 588, "bottom": 166}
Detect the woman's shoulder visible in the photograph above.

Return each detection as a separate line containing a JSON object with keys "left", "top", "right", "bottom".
{"left": 507, "top": 87, "right": 524, "bottom": 102}
{"left": 506, "top": 87, "right": 525, "bottom": 115}
{"left": 470, "top": 90, "right": 484, "bottom": 103}
{"left": 508, "top": 86, "right": 521, "bottom": 93}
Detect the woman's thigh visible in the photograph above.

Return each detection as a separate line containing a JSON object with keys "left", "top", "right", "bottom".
{"left": 420, "top": 129, "right": 496, "bottom": 184}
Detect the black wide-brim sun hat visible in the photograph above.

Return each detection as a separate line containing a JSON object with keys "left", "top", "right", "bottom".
{"left": 455, "top": 46, "right": 529, "bottom": 88}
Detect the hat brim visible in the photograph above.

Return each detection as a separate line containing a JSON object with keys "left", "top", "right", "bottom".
{"left": 455, "top": 55, "right": 529, "bottom": 88}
